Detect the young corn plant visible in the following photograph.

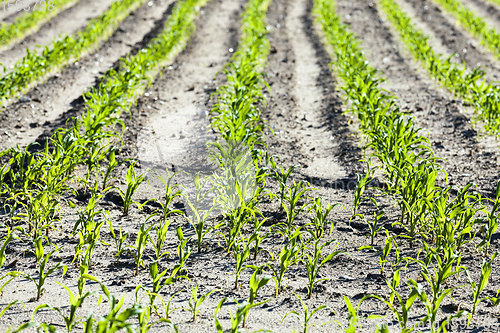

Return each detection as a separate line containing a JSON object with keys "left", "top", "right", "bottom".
{"left": 148, "top": 219, "right": 171, "bottom": 261}
{"left": 409, "top": 246, "right": 466, "bottom": 332}
{"left": 352, "top": 161, "right": 373, "bottom": 220}
{"left": 186, "top": 192, "right": 222, "bottom": 253}
{"left": 267, "top": 229, "right": 303, "bottom": 296}
{"left": 248, "top": 216, "right": 269, "bottom": 260}
{"left": 343, "top": 295, "right": 382, "bottom": 333}
{"left": 214, "top": 296, "right": 269, "bottom": 332}
{"left": 303, "top": 234, "right": 343, "bottom": 298}
{"left": 24, "top": 237, "right": 66, "bottom": 301}
{"left": 147, "top": 262, "right": 178, "bottom": 315}
{"left": 373, "top": 268, "right": 419, "bottom": 333}
{"left": 271, "top": 162, "right": 296, "bottom": 207}
{"left": 232, "top": 236, "right": 251, "bottom": 289}
{"left": 132, "top": 223, "right": 153, "bottom": 275}
{"left": 118, "top": 163, "right": 147, "bottom": 215}
{"left": 175, "top": 226, "right": 192, "bottom": 275}
{"left": 184, "top": 285, "right": 219, "bottom": 322}
{"left": 36, "top": 279, "right": 97, "bottom": 332}
{"left": 281, "top": 180, "right": 313, "bottom": 235}
{"left": 245, "top": 265, "right": 271, "bottom": 326}
{"left": 82, "top": 281, "right": 144, "bottom": 332}
{"left": 308, "top": 197, "right": 336, "bottom": 239}
{"left": 479, "top": 181, "right": 500, "bottom": 253}
{"left": 364, "top": 198, "right": 385, "bottom": 246}
{"left": 109, "top": 219, "right": 130, "bottom": 260}
{"left": 466, "top": 252, "right": 497, "bottom": 321}
{"left": 282, "top": 292, "right": 329, "bottom": 333}
{"left": 148, "top": 171, "right": 182, "bottom": 223}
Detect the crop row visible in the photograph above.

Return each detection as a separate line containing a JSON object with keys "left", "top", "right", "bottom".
{"left": 0, "top": 0, "right": 78, "bottom": 51}
{"left": 0, "top": 0, "right": 147, "bottom": 106}
{"left": 432, "top": 0, "right": 499, "bottom": 57}
{"left": 315, "top": 0, "right": 500, "bottom": 331}
{"left": 379, "top": 0, "right": 500, "bottom": 137}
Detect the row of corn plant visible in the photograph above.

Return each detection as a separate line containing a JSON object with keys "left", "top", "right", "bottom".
{"left": 0, "top": 0, "right": 147, "bottom": 105}
{"left": 378, "top": 0, "right": 500, "bottom": 136}
{"left": 0, "top": 0, "right": 78, "bottom": 51}
{"left": 431, "top": 0, "right": 500, "bottom": 57}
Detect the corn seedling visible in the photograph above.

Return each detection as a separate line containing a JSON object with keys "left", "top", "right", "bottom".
{"left": 185, "top": 176, "right": 222, "bottom": 253}
{"left": 0, "top": 226, "right": 19, "bottom": 269}
{"left": 282, "top": 292, "right": 329, "bottom": 333}
{"left": 303, "top": 235, "right": 343, "bottom": 298}
{"left": 36, "top": 280, "right": 96, "bottom": 332}
{"left": 343, "top": 295, "right": 382, "bottom": 333}
{"left": 479, "top": 181, "right": 500, "bottom": 253}
{"left": 232, "top": 236, "right": 251, "bottom": 289}
{"left": 267, "top": 230, "right": 303, "bottom": 296}
{"left": 364, "top": 198, "right": 385, "bottom": 246}
{"left": 148, "top": 219, "right": 171, "bottom": 261}
{"left": 245, "top": 265, "right": 271, "bottom": 326}
{"left": 409, "top": 246, "right": 465, "bottom": 332}
{"left": 214, "top": 297, "right": 268, "bottom": 332}
{"left": 83, "top": 281, "right": 144, "bottom": 332}
{"left": 184, "top": 285, "right": 219, "bottom": 322}
{"left": 146, "top": 262, "right": 178, "bottom": 315}
{"left": 175, "top": 226, "right": 192, "bottom": 275}
{"left": 282, "top": 180, "right": 313, "bottom": 234}
{"left": 308, "top": 197, "right": 336, "bottom": 239}
{"left": 109, "top": 219, "right": 130, "bottom": 260}
{"left": 373, "top": 268, "right": 419, "bottom": 332}
{"left": 132, "top": 222, "right": 153, "bottom": 275}
{"left": 101, "top": 148, "right": 122, "bottom": 192}
{"left": 248, "top": 216, "right": 269, "bottom": 260}
{"left": 271, "top": 162, "right": 296, "bottom": 207}
{"left": 466, "top": 252, "right": 497, "bottom": 321}
{"left": 24, "top": 237, "right": 66, "bottom": 301}
{"left": 148, "top": 172, "right": 182, "bottom": 223}
{"left": 118, "top": 163, "right": 147, "bottom": 215}
{"left": 352, "top": 161, "right": 373, "bottom": 220}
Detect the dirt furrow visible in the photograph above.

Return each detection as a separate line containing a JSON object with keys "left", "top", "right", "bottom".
{"left": 0, "top": 0, "right": 37, "bottom": 22}
{"left": 0, "top": 0, "right": 115, "bottom": 69}
{"left": 132, "top": 0, "right": 241, "bottom": 200}
{"left": 335, "top": 0, "right": 499, "bottom": 197}
{"left": 0, "top": 0, "right": 175, "bottom": 151}
{"left": 264, "top": 0, "right": 363, "bottom": 206}
{"left": 405, "top": 0, "right": 500, "bottom": 81}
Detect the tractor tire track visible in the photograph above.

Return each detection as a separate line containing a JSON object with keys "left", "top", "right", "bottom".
{"left": 336, "top": 0, "right": 500, "bottom": 197}
{"left": 0, "top": 0, "right": 115, "bottom": 69}
{"left": 0, "top": 0, "right": 175, "bottom": 151}
{"left": 404, "top": 0, "right": 500, "bottom": 81}
{"left": 263, "top": 0, "right": 363, "bottom": 206}
{"left": 130, "top": 0, "right": 243, "bottom": 200}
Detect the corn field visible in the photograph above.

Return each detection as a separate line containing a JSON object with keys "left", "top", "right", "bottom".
{"left": 0, "top": 0, "right": 499, "bottom": 331}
